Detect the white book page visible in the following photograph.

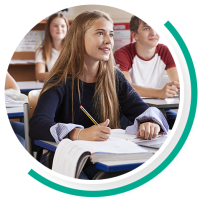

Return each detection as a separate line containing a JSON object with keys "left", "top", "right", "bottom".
{"left": 132, "top": 135, "right": 167, "bottom": 143}
{"left": 5, "top": 95, "right": 27, "bottom": 104}
{"left": 111, "top": 129, "right": 170, "bottom": 143}
{"left": 99, "top": 159, "right": 148, "bottom": 166}
{"left": 76, "top": 156, "right": 90, "bottom": 178}
{"left": 111, "top": 129, "right": 136, "bottom": 140}
{"left": 74, "top": 137, "right": 148, "bottom": 155}
{"left": 111, "top": 129, "right": 170, "bottom": 150}
{"left": 52, "top": 139, "right": 87, "bottom": 178}
{"left": 6, "top": 103, "right": 23, "bottom": 107}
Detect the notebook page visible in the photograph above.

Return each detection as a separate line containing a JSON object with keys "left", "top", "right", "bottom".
{"left": 99, "top": 159, "right": 147, "bottom": 166}
{"left": 5, "top": 95, "right": 27, "bottom": 104}
{"left": 76, "top": 156, "right": 90, "bottom": 178}
{"left": 74, "top": 137, "right": 148, "bottom": 154}
{"left": 6, "top": 103, "right": 24, "bottom": 107}
{"left": 111, "top": 129, "right": 135, "bottom": 140}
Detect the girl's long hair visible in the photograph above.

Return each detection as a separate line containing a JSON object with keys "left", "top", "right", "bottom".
{"left": 40, "top": 10, "right": 120, "bottom": 129}
{"left": 38, "top": 13, "right": 69, "bottom": 65}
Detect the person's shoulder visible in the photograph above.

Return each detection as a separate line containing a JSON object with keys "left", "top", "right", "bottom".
{"left": 114, "top": 67, "right": 134, "bottom": 94}
{"left": 35, "top": 46, "right": 43, "bottom": 57}
{"left": 156, "top": 44, "right": 174, "bottom": 65}
{"left": 114, "top": 67, "right": 127, "bottom": 81}
{"left": 40, "top": 82, "right": 67, "bottom": 103}
{"left": 156, "top": 43, "right": 170, "bottom": 54}
{"left": 114, "top": 67, "right": 123, "bottom": 76}
{"left": 155, "top": 44, "right": 173, "bottom": 60}
{"left": 36, "top": 45, "right": 43, "bottom": 53}
{"left": 156, "top": 43, "right": 168, "bottom": 49}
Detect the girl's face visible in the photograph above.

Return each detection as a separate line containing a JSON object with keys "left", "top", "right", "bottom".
{"left": 49, "top": 17, "right": 67, "bottom": 42}
{"left": 84, "top": 18, "right": 114, "bottom": 65}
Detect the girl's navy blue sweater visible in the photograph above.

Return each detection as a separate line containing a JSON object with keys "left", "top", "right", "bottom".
{"left": 29, "top": 69, "right": 149, "bottom": 142}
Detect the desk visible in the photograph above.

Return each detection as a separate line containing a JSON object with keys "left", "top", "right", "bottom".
{"left": 7, "top": 106, "right": 24, "bottom": 122}
{"left": 17, "top": 81, "right": 44, "bottom": 93}
{"left": 7, "top": 106, "right": 24, "bottom": 118}
{"left": 34, "top": 140, "right": 156, "bottom": 174}
{"left": 143, "top": 97, "right": 179, "bottom": 109}
{"left": 34, "top": 140, "right": 57, "bottom": 152}
{"left": 95, "top": 161, "right": 143, "bottom": 172}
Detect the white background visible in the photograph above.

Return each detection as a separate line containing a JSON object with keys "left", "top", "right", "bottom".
{"left": 0, "top": 0, "right": 200, "bottom": 154}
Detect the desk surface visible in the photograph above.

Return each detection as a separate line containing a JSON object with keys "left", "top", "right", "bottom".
{"left": 7, "top": 106, "right": 24, "bottom": 118}
{"left": 143, "top": 97, "right": 179, "bottom": 109}
{"left": 95, "top": 160, "right": 144, "bottom": 172}
{"left": 35, "top": 140, "right": 57, "bottom": 152}
{"left": 17, "top": 81, "right": 44, "bottom": 93}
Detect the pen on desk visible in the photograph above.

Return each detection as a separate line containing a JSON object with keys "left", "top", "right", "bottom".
{"left": 80, "top": 105, "right": 98, "bottom": 125}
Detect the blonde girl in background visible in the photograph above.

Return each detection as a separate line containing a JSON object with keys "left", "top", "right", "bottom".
{"left": 30, "top": 10, "right": 168, "bottom": 179}
{"left": 35, "top": 12, "right": 69, "bottom": 81}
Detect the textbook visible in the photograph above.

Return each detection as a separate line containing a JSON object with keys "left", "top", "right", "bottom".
{"left": 52, "top": 136, "right": 154, "bottom": 178}
{"left": 111, "top": 129, "right": 168, "bottom": 149}
{"left": 5, "top": 89, "right": 28, "bottom": 108}
{"left": 5, "top": 96, "right": 27, "bottom": 107}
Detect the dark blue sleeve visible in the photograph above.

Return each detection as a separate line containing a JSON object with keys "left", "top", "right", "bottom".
{"left": 115, "top": 68, "right": 149, "bottom": 122}
{"left": 29, "top": 86, "right": 65, "bottom": 142}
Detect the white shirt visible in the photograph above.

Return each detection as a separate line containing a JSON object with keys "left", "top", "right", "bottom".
{"left": 114, "top": 43, "right": 176, "bottom": 89}
{"left": 129, "top": 53, "right": 167, "bottom": 88}
{"left": 35, "top": 48, "right": 60, "bottom": 72}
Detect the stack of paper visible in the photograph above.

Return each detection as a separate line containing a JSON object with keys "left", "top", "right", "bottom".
{"left": 5, "top": 95, "right": 27, "bottom": 107}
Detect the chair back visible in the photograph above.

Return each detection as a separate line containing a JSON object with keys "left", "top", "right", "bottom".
{"left": 24, "top": 89, "right": 56, "bottom": 170}
{"left": 23, "top": 89, "right": 41, "bottom": 155}
{"left": 28, "top": 89, "right": 41, "bottom": 118}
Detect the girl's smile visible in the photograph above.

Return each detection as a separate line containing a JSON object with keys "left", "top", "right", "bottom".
{"left": 99, "top": 46, "right": 111, "bottom": 54}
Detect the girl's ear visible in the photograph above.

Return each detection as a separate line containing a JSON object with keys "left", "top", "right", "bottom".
{"left": 131, "top": 31, "right": 138, "bottom": 41}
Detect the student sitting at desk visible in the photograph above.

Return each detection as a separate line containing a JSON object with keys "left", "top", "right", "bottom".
{"left": 30, "top": 10, "right": 168, "bottom": 180}
{"left": 35, "top": 13, "right": 69, "bottom": 82}
{"left": 114, "top": 16, "right": 180, "bottom": 129}
{"left": 5, "top": 72, "right": 25, "bottom": 148}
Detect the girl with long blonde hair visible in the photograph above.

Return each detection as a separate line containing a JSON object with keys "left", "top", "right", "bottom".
{"left": 35, "top": 12, "right": 69, "bottom": 81}
{"left": 30, "top": 10, "right": 167, "bottom": 179}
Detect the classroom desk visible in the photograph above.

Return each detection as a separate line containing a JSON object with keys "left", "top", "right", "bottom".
{"left": 95, "top": 161, "right": 143, "bottom": 172}
{"left": 143, "top": 97, "right": 179, "bottom": 109}
{"left": 17, "top": 81, "right": 44, "bottom": 93}
{"left": 7, "top": 106, "right": 24, "bottom": 122}
{"left": 7, "top": 106, "right": 24, "bottom": 118}
{"left": 34, "top": 140, "right": 156, "bottom": 174}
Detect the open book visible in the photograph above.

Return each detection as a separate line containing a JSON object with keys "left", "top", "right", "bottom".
{"left": 5, "top": 95, "right": 26, "bottom": 107}
{"left": 5, "top": 96, "right": 28, "bottom": 108}
{"left": 111, "top": 129, "right": 168, "bottom": 149}
{"left": 52, "top": 136, "right": 154, "bottom": 178}
{"left": 5, "top": 89, "right": 28, "bottom": 107}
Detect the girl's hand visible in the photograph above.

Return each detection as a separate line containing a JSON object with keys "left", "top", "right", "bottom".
{"left": 136, "top": 122, "right": 160, "bottom": 140}
{"left": 69, "top": 119, "right": 111, "bottom": 141}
